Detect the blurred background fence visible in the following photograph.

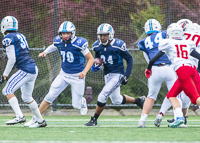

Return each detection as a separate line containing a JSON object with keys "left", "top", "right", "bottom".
{"left": 0, "top": 0, "right": 199, "bottom": 111}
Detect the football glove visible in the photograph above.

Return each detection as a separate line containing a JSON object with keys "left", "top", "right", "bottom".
{"left": 0, "top": 75, "right": 6, "bottom": 85}
{"left": 145, "top": 69, "right": 152, "bottom": 78}
{"left": 120, "top": 76, "right": 128, "bottom": 85}
{"left": 91, "top": 65, "right": 103, "bottom": 72}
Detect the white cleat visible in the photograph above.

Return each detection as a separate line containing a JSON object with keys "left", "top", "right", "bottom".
{"left": 154, "top": 114, "right": 163, "bottom": 127}
{"left": 24, "top": 116, "right": 36, "bottom": 127}
{"left": 6, "top": 116, "right": 26, "bottom": 125}
{"left": 138, "top": 120, "right": 146, "bottom": 128}
{"left": 80, "top": 97, "right": 88, "bottom": 115}
{"left": 178, "top": 124, "right": 187, "bottom": 128}
{"left": 29, "top": 120, "right": 47, "bottom": 128}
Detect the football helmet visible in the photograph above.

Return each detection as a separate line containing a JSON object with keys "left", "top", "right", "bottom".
{"left": 166, "top": 23, "right": 184, "bottom": 39}
{"left": 144, "top": 19, "right": 161, "bottom": 35}
{"left": 1, "top": 16, "right": 18, "bottom": 35}
{"left": 58, "top": 21, "right": 76, "bottom": 43}
{"left": 186, "top": 23, "right": 200, "bottom": 34}
{"left": 177, "top": 19, "right": 192, "bottom": 31}
{"left": 97, "top": 23, "right": 114, "bottom": 45}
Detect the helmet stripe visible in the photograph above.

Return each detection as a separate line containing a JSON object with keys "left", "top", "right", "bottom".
{"left": 100, "top": 23, "right": 105, "bottom": 31}
{"left": 11, "top": 16, "right": 16, "bottom": 28}
{"left": 63, "top": 21, "right": 68, "bottom": 30}
{"left": 149, "top": 19, "right": 153, "bottom": 31}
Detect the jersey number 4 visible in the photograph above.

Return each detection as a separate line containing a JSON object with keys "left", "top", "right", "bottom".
{"left": 175, "top": 44, "right": 188, "bottom": 59}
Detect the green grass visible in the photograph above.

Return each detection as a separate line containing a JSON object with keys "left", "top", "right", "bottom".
{"left": 0, "top": 116, "right": 200, "bottom": 142}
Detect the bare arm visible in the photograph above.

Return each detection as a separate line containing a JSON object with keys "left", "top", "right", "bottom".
{"left": 79, "top": 52, "right": 94, "bottom": 79}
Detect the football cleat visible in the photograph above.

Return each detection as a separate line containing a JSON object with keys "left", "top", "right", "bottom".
{"left": 168, "top": 117, "right": 185, "bottom": 128}
{"left": 138, "top": 120, "right": 146, "bottom": 128}
{"left": 167, "top": 118, "right": 175, "bottom": 123}
{"left": 85, "top": 117, "right": 97, "bottom": 126}
{"left": 80, "top": 97, "right": 88, "bottom": 115}
{"left": 24, "top": 116, "right": 36, "bottom": 127}
{"left": 29, "top": 120, "right": 47, "bottom": 128}
{"left": 154, "top": 114, "right": 163, "bottom": 127}
{"left": 6, "top": 116, "right": 26, "bottom": 125}
{"left": 178, "top": 124, "right": 187, "bottom": 128}
{"left": 137, "top": 96, "right": 146, "bottom": 109}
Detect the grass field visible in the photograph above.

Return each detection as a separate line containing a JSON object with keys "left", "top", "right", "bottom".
{"left": 0, "top": 116, "right": 200, "bottom": 142}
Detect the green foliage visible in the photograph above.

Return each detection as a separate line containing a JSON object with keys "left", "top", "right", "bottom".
{"left": 129, "top": 5, "right": 165, "bottom": 37}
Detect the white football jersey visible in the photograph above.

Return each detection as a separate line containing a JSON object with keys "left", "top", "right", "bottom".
{"left": 158, "top": 38, "right": 196, "bottom": 71}
{"left": 184, "top": 32, "right": 200, "bottom": 67}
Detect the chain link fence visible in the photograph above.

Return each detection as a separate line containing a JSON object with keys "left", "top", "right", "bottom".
{"left": 0, "top": 0, "right": 199, "bottom": 110}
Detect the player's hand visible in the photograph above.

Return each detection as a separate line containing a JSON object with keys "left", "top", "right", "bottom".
{"left": 79, "top": 71, "right": 86, "bottom": 79}
{"left": 91, "top": 65, "right": 101, "bottom": 72}
{"left": 120, "top": 76, "right": 128, "bottom": 85}
{"left": 38, "top": 52, "right": 46, "bottom": 58}
{"left": 0, "top": 75, "right": 7, "bottom": 85}
{"left": 145, "top": 69, "right": 152, "bottom": 78}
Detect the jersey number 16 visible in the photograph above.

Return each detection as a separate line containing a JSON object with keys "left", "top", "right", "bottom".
{"left": 175, "top": 44, "right": 188, "bottom": 59}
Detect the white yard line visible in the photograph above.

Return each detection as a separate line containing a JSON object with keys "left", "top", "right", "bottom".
{"left": 1, "top": 118, "right": 200, "bottom": 122}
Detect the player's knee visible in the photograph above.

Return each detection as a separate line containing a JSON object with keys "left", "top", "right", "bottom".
{"left": 44, "top": 94, "right": 54, "bottom": 104}
{"left": 97, "top": 101, "right": 106, "bottom": 107}
{"left": 22, "top": 94, "right": 33, "bottom": 103}
{"left": 121, "top": 95, "right": 126, "bottom": 104}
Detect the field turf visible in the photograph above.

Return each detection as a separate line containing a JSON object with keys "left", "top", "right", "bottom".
{"left": 0, "top": 116, "right": 200, "bottom": 142}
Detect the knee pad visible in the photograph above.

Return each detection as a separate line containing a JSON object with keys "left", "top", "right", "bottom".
{"left": 97, "top": 101, "right": 106, "bottom": 107}
{"left": 121, "top": 95, "right": 126, "bottom": 104}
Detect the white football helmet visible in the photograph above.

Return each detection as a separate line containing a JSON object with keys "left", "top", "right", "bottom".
{"left": 58, "top": 21, "right": 76, "bottom": 42}
{"left": 186, "top": 23, "right": 200, "bottom": 34}
{"left": 144, "top": 19, "right": 161, "bottom": 35}
{"left": 177, "top": 19, "right": 192, "bottom": 31}
{"left": 1, "top": 16, "right": 18, "bottom": 35}
{"left": 97, "top": 23, "right": 114, "bottom": 45}
{"left": 166, "top": 23, "right": 184, "bottom": 39}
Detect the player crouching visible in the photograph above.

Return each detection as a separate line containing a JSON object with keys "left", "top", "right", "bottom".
{"left": 85, "top": 23, "right": 146, "bottom": 126}
{"left": 0, "top": 16, "right": 46, "bottom": 127}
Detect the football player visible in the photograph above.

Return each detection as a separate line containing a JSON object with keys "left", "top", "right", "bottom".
{"left": 25, "top": 21, "right": 94, "bottom": 126}
{"left": 84, "top": 23, "right": 146, "bottom": 126}
{"left": 0, "top": 16, "right": 46, "bottom": 127}
{"left": 137, "top": 19, "right": 180, "bottom": 128}
{"left": 145, "top": 23, "right": 200, "bottom": 128}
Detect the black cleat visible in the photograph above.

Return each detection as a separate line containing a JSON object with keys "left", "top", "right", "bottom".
{"left": 85, "top": 117, "right": 97, "bottom": 126}
{"left": 167, "top": 116, "right": 188, "bottom": 124}
{"left": 137, "top": 96, "right": 146, "bottom": 109}
{"left": 167, "top": 118, "right": 175, "bottom": 123}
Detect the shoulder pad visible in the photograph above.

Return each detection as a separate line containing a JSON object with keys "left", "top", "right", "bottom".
{"left": 53, "top": 35, "right": 61, "bottom": 44}
{"left": 112, "top": 39, "right": 127, "bottom": 51}
{"left": 2, "top": 34, "right": 14, "bottom": 47}
{"left": 92, "top": 40, "right": 100, "bottom": 51}
{"left": 72, "top": 37, "right": 88, "bottom": 50}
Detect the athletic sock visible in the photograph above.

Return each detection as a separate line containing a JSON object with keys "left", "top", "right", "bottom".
{"left": 8, "top": 96, "right": 23, "bottom": 118}
{"left": 159, "top": 97, "right": 171, "bottom": 115}
{"left": 28, "top": 100, "right": 43, "bottom": 123}
{"left": 93, "top": 113, "right": 99, "bottom": 120}
{"left": 133, "top": 98, "right": 140, "bottom": 104}
{"left": 174, "top": 107, "right": 183, "bottom": 119}
{"left": 140, "top": 113, "right": 148, "bottom": 121}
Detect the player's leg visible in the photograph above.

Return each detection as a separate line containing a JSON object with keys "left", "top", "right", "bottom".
{"left": 22, "top": 68, "right": 46, "bottom": 127}
{"left": 2, "top": 70, "right": 28, "bottom": 125}
{"left": 85, "top": 73, "right": 120, "bottom": 126}
{"left": 70, "top": 74, "right": 88, "bottom": 115}
{"left": 27, "top": 71, "right": 68, "bottom": 126}
{"left": 138, "top": 66, "right": 162, "bottom": 128}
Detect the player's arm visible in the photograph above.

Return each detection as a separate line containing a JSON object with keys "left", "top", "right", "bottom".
{"left": 147, "top": 51, "right": 165, "bottom": 70}
{"left": 38, "top": 44, "right": 57, "bottom": 57}
{"left": 190, "top": 49, "right": 200, "bottom": 60}
{"left": 120, "top": 43, "right": 133, "bottom": 77}
{"left": 79, "top": 43, "right": 94, "bottom": 79}
{"left": 3, "top": 45, "right": 16, "bottom": 80}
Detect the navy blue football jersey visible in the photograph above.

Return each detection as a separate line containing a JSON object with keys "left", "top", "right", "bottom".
{"left": 93, "top": 38, "right": 133, "bottom": 77}
{"left": 138, "top": 31, "right": 171, "bottom": 64}
{"left": 2, "top": 32, "right": 36, "bottom": 74}
{"left": 53, "top": 36, "right": 89, "bottom": 74}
